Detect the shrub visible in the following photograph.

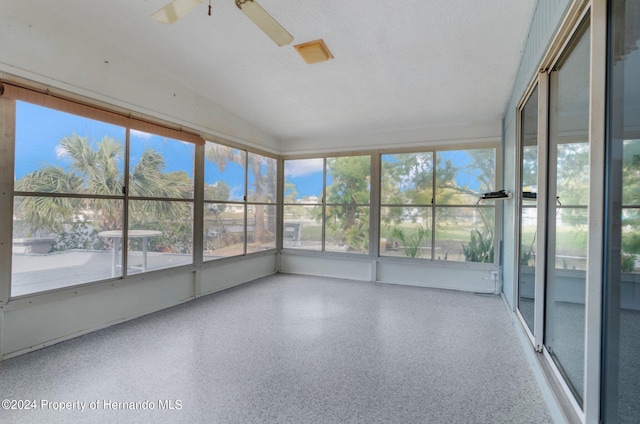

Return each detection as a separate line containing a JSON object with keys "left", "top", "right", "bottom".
{"left": 462, "top": 230, "right": 494, "bottom": 263}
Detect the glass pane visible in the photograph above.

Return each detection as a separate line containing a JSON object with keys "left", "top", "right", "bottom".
{"left": 621, "top": 209, "right": 640, "bottom": 274}
{"left": 326, "top": 156, "right": 371, "bottom": 205}
{"left": 204, "top": 143, "right": 246, "bottom": 202}
{"left": 203, "top": 203, "right": 245, "bottom": 260}
{"left": 247, "top": 153, "right": 277, "bottom": 203}
{"left": 603, "top": 2, "right": 640, "bottom": 422}
{"left": 283, "top": 205, "right": 322, "bottom": 250}
{"left": 553, "top": 207, "right": 588, "bottom": 271}
{"left": 435, "top": 149, "right": 496, "bottom": 205}
{"left": 325, "top": 206, "right": 369, "bottom": 254}
{"left": 557, "top": 142, "right": 590, "bottom": 205}
{"left": 381, "top": 152, "right": 433, "bottom": 205}
{"left": 519, "top": 206, "right": 537, "bottom": 327}
{"left": 544, "top": 20, "right": 590, "bottom": 405}
{"left": 129, "top": 130, "right": 194, "bottom": 199}
{"left": 12, "top": 196, "right": 122, "bottom": 296}
{"left": 15, "top": 101, "right": 125, "bottom": 196}
{"left": 380, "top": 206, "right": 432, "bottom": 258}
{"left": 622, "top": 139, "right": 640, "bottom": 206}
{"left": 127, "top": 200, "right": 193, "bottom": 272}
{"left": 434, "top": 207, "right": 495, "bottom": 263}
{"left": 518, "top": 86, "right": 539, "bottom": 333}
{"left": 284, "top": 158, "right": 324, "bottom": 203}
{"left": 247, "top": 205, "right": 276, "bottom": 253}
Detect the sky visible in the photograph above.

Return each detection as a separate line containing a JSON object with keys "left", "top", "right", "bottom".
{"left": 15, "top": 101, "right": 493, "bottom": 200}
{"left": 15, "top": 101, "right": 127, "bottom": 180}
{"left": 283, "top": 152, "right": 493, "bottom": 201}
{"left": 14, "top": 101, "right": 248, "bottom": 198}
{"left": 284, "top": 158, "right": 324, "bottom": 199}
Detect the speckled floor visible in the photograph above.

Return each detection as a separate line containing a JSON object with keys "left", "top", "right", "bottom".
{"left": 0, "top": 274, "right": 552, "bottom": 423}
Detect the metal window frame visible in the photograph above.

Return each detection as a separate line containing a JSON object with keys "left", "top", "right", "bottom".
{"left": 281, "top": 152, "right": 373, "bottom": 256}
{"left": 378, "top": 144, "right": 500, "bottom": 266}
{"left": 584, "top": 0, "right": 606, "bottom": 422}
{"left": 0, "top": 96, "right": 16, "bottom": 308}
{"left": 543, "top": 7, "right": 592, "bottom": 419}
{"left": 202, "top": 140, "right": 280, "bottom": 262}
{"left": 514, "top": 78, "right": 541, "bottom": 346}
{"left": 513, "top": 1, "right": 607, "bottom": 421}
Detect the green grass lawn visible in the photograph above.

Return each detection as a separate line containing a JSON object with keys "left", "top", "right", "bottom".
{"left": 521, "top": 224, "right": 588, "bottom": 251}
{"left": 298, "top": 221, "right": 589, "bottom": 253}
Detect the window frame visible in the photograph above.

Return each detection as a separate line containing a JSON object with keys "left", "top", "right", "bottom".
{"left": 9, "top": 94, "right": 201, "bottom": 297}
{"left": 203, "top": 140, "right": 279, "bottom": 261}
{"left": 281, "top": 153, "right": 373, "bottom": 258}
{"left": 2, "top": 83, "right": 278, "bottom": 300}
{"left": 512, "top": 1, "right": 608, "bottom": 420}
{"left": 378, "top": 143, "right": 500, "bottom": 267}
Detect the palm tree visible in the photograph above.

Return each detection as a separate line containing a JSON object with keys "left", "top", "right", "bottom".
{"left": 15, "top": 133, "right": 192, "bottom": 238}
{"left": 204, "top": 144, "right": 275, "bottom": 245}
{"left": 15, "top": 166, "right": 84, "bottom": 235}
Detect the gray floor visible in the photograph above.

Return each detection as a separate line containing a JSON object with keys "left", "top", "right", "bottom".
{"left": 0, "top": 274, "right": 552, "bottom": 424}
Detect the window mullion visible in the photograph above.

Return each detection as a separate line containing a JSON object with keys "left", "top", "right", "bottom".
{"left": 533, "top": 70, "right": 549, "bottom": 352}
{"left": 244, "top": 151, "right": 249, "bottom": 256}
{"left": 322, "top": 158, "right": 327, "bottom": 252}
{"left": 122, "top": 127, "right": 131, "bottom": 278}
{"left": 193, "top": 143, "right": 205, "bottom": 269}
{"left": 431, "top": 149, "right": 436, "bottom": 261}
{"left": 0, "top": 97, "right": 16, "bottom": 302}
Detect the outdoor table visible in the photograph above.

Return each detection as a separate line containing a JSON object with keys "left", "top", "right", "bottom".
{"left": 98, "top": 230, "right": 163, "bottom": 277}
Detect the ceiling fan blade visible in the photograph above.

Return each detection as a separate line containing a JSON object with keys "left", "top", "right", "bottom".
{"left": 236, "top": 0, "right": 294, "bottom": 46}
{"left": 152, "top": 0, "right": 205, "bottom": 24}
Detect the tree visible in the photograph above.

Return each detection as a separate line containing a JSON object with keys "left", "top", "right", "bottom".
{"left": 381, "top": 152, "right": 433, "bottom": 226}
{"left": 622, "top": 140, "right": 640, "bottom": 210}
{"left": 521, "top": 145, "right": 538, "bottom": 190}
{"left": 204, "top": 144, "right": 276, "bottom": 246}
{"left": 324, "top": 156, "right": 371, "bottom": 251}
{"left": 15, "top": 133, "right": 192, "bottom": 241}
{"left": 436, "top": 149, "right": 495, "bottom": 203}
{"left": 379, "top": 150, "right": 496, "bottom": 260}
{"left": 15, "top": 166, "right": 84, "bottom": 235}
{"left": 621, "top": 140, "right": 640, "bottom": 268}
{"left": 556, "top": 142, "right": 590, "bottom": 206}
{"left": 204, "top": 182, "right": 231, "bottom": 207}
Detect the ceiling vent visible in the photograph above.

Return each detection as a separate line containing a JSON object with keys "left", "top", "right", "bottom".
{"left": 294, "top": 39, "right": 334, "bottom": 64}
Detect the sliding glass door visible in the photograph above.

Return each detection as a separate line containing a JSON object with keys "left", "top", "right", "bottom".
{"left": 544, "top": 18, "right": 591, "bottom": 406}
{"left": 602, "top": 0, "right": 640, "bottom": 422}
{"left": 518, "top": 86, "right": 539, "bottom": 334}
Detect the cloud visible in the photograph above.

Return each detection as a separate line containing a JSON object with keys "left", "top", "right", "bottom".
{"left": 55, "top": 144, "right": 68, "bottom": 159}
{"left": 229, "top": 185, "right": 245, "bottom": 201}
{"left": 285, "top": 158, "right": 324, "bottom": 177}
{"left": 130, "top": 129, "right": 152, "bottom": 140}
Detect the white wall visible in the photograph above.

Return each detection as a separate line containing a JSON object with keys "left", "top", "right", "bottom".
{"left": 280, "top": 253, "right": 499, "bottom": 294}
{"left": 0, "top": 0, "right": 280, "bottom": 153}
{"left": 280, "top": 121, "right": 501, "bottom": 155}
{"left": 200, "top": 254, "right": 277, "bottom": 295}
{"left": 279, "top": 254, "right": 373, "bottom": 281}
{"left": 377, "top": 261, "right": 498, "bottom": 293}
{"left": 502, "top": 119, "right": 518, "bottom": 308}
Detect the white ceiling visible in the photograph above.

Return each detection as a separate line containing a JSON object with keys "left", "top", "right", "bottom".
{"left": 35, "top": 0, "right": 536, "bottom": 145}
